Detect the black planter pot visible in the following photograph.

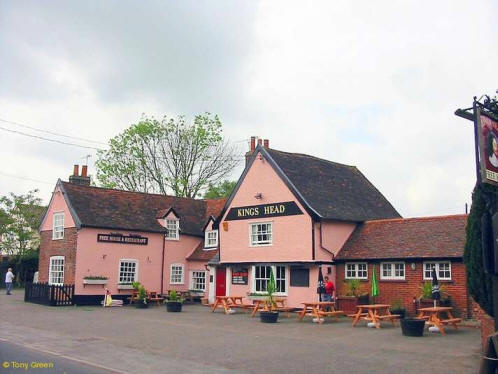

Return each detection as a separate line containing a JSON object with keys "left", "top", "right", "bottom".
{"left": 260, "top": 311, "right": 279, "bottom": 323}
{"left": 136, "top": 301, "right": 149, "bottom": 309}
{"left": 166, "top": 301, "right": 183, "bottom": 312}
{"left": 400, "top": 318, "right": 425, "bottom": 337}
{"left": 390, "top": 309, "right": 406, "bottom": 319}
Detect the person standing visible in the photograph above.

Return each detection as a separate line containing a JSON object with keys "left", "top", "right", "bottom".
{"left": 5, "top": 268, "right": 14, "bottom": 295}
{"left": 323, "top": 276, "right": 335, "bottom": 302}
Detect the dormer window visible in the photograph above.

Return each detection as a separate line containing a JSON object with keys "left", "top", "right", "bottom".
{"left": 204, "top": 230, "right": 218, "bottom": 249}
{"left": 165, "top": 219, "right": 179, "bottom": 240}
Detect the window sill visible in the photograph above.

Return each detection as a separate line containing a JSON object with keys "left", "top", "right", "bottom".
{"left": 379, "top": 279, "right": 407, "bottom": 283}
{"left": 52, "top": 237, "right": 64, "bottom": 241}
{"left": 249, "top": 244, "right": 273, "bottom": 247}
{"left": 83, "top": 279, "right": 108, "bottom": 285}
{"left": 344, "top": 278, "right": 368, "bottom": 282}
{"left": 117, "top": 284, "right": 134, "bottom": 290}
{"left": 203, "top": 247, "right": 217, "bottom": 251}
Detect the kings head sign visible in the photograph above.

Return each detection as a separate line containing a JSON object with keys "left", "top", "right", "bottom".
{"left": 225, "top": 201, "right": 303, "bottom": 221}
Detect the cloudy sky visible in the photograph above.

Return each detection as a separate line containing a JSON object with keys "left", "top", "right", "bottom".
{"left": 1, "top": 0, "right": 497, "bottom": 217}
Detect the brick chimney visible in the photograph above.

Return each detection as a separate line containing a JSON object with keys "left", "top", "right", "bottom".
{"left": 69, "top": 164, "right": 91, "bottom": 186}
{"left": 245, "top": 136, "right": 270, "bottom": 165}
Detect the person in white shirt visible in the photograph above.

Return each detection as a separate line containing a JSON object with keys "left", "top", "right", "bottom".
{"left": 5, "top": 268, "right": 14, "bottom": 295}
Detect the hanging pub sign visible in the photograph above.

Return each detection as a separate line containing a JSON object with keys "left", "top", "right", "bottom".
{"left": 232, "top": 267, "right": 249, "bottom": 285}
{"left": 476, "top": 108, "right": 498, "bottom": 186}
{"left": 97, "top": 233, "right": 148, "bottom": 245}
{"left": 225, "top": 201, "right": 303, "bottom": 221}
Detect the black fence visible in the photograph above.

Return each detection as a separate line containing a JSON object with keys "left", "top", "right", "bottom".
{"left": 24, "top": 282, "right": 74, "bottom": 306}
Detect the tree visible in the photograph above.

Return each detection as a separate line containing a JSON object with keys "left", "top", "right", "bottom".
{"left": 464, "top": 183, "right": 498, "bottom": 317}
{"left": 96, "top": 113, "right": 241, "bottom": 198}
{"left": 203, "top": 180, "right": 237, "bottom": 199}
{"left": 0, "top": 190, "right": 45, "bottom": 257}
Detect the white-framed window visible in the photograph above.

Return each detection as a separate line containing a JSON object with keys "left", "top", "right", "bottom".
{"left": 250, "top": 222, "right": 272, "bottom": 246}
{"left": 204, "top": 230, "right": 218, "bottom": 249}
{"left": 49, "top": 256, "right": 64, "bottom": 285}
{"left": 170, "top": 264, "right": 184, "bottom": 284}
{"left": 52, "top": 212, "right": 65, "bottom": 240}
{"left": 381, "top": 262, "right": 405, "bottom": 280}
{"left": 345, "top": 262, "right": 368, "bottom": 279}
{"left": 165, "top": 219, "right": 179, "bottom": 240}
{"left": 190, "top": 270, "right": 206, "bottom": 291}
{"left": 423, "top": 261, "right": 452, "bottom": 280}
{"left": 252, "top": 265, "right": 287, "bottom": 295}
{"left": 118, "top": 259, "right": 138, "bottom": 284}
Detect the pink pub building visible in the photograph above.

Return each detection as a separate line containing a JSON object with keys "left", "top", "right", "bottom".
{"left": 38, "top": 139, "right": 471, "bottom": 317}
{"left": 38, "top": 165, "right": 224, "bottom": 305}
{"left": 208, "top": 138, "right": 400, "bottom": 307}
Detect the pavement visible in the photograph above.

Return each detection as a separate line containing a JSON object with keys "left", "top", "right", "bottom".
{"left": 0, "top": 292, "right": 483, "bottom": 374}
{"left": 0, "top": 341, "right": 116, "bottom": 374}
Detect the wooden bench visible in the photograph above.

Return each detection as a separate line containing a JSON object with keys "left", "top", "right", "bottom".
{"left": 378, "top": 314, "right": 400, "bottom": 320}
{"left": 126, "top": 290, "right": 139, "bottom": 304}
{"left": 148, "top": 291, "right": 164, "bottom": 306}
{"left": 275, "top": 298, "right": 293, "bottom": 317}
{"left": 347, "top": 313, "right": 368, "bottom": 318}
{"left": 441, "top": 318, "right": 462, "bottom": 325}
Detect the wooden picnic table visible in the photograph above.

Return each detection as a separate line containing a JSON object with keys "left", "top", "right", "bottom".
{"left": 298, "top": 302, "right": 345, "bottom": 324}
{"left": 349, "top": 304, "right": 400, "bottom": 329}
{"left": 416, "top": 306, "right": 462, "bottom": 336}
{"left": 211, "top": 296, "right": 252, "bottom": 315}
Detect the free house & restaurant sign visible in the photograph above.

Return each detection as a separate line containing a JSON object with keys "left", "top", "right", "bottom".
{"left": 97, "top": 233, "right": 148, "bottom": 245}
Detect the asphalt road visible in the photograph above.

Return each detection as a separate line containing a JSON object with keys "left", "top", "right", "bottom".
{"left": 0, "top": 341, "right": 119, "bottom": 374}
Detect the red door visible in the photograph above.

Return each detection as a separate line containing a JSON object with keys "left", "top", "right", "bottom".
{"left": 216, "top": 268, "right": 226, "bottom": 296}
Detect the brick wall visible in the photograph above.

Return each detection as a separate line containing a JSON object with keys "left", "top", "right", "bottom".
{"left": 39, "top": 228, "right": 77, "bottom": 284}
{"left": 471, "top": 299, "right": 495, "bottom": 351}
{"left": 335, "top": 260, "right": 469, "bottom": 318}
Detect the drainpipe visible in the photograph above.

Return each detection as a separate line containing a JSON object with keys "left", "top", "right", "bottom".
{"left": 160, "top": 234, "right": 166, "bottom": 294}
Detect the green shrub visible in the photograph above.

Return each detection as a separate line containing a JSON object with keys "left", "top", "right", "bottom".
{"left": 464, "top": 183, "right": 497, "bottom": 317}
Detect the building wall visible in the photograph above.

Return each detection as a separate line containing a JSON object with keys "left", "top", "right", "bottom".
{"left": 314, "top": 221, "right": 356, "bottom": 262}
{"left": 221, "top": 264, "right": 321, "bottom": 308}
{"left": 74, "top": 228, "right": 164, "bottom": 295}
{"left": 163, "top": 235, "right": 203, "bottom": 293}
{"left": 40, "top": 186, "right": 76, "bottom": 231}
{"left": 335, "top": 261, "right": 469, "bottom": 318}
{"left": 39, "top": 228, "right": 78, "bottom": 284}
{"left": 220, "top": 150, "right": 313, "bottom": 263}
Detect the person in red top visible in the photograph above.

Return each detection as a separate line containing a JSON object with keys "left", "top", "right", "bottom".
{"left": 323, "top": 276, "right": 335, "bottom": 302}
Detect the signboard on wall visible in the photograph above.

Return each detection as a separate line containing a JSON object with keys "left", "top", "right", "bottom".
{"left": 476, "top": 109, "right": 498, "bottom": 186}
{"left": 231, "top": 267, "right": 248, "bottom": 285}
{"left": 225, "top": 201, "right": 303, "bottom": 221}
{"left": 97, "top": 233, "right": 148, "bottom": 245}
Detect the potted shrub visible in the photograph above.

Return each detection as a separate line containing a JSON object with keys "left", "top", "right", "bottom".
{"left": 260, "top": 268, "right": 279, "bottom": 323}
{"left": 390, "top": 299, "right": 406, "bottom": 319}
{"left": 336, "top": 279, "right": 368, "bottom": 313}
{"left": 135, "top": 285, "right": 148, "bottom": 309}
{"left": 418, "top": 282, "right": 447, "bottom": 309}
{"left": 165, "top": 290, "right": 184, "bottom": 312}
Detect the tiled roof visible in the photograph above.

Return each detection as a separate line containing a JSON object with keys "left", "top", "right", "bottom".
{"left": 60, "top": 181, "right": 224, "bottom": 236}
{"left": 264, "top": 148, "right": 401, "bottom": 222}
{"left": 336, "top": 214, "right": 467, "bottom": 260}
{"left": 186, "top": 242, "right": 218, "bottom": 261}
